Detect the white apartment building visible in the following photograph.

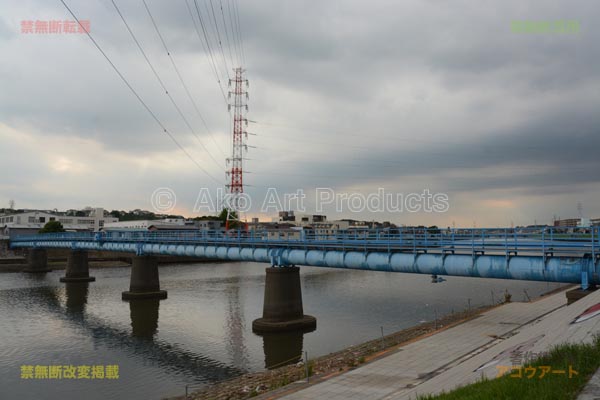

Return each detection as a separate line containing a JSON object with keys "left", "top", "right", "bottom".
{"left": 0, "top": 208, "right": 118, "bottom": 238}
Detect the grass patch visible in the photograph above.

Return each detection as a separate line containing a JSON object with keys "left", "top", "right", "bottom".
{"left": 419, "top": 336, "right": 600, "bottom": 400}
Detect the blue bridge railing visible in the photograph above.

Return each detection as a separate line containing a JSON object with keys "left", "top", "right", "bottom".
{"left": 10, "top": 226, "right": 600, "bottom": 259}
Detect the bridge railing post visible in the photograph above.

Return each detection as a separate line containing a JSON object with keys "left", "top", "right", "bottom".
{"left": 387, "top": 229, "right": 390, "bottom": 254}
{"left": 597, "top": 226, "right": 600, "bottom": 257}
{"left": 542, "top": 228, "right": 546, "bottom": 265}
{"left": 592, "top": 226, "right": 596, "bottom": 261}
{"left": 481, "top": 229, "right": 485, "bottom": 253}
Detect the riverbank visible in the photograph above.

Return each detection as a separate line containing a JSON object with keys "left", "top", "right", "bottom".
{"left": 171, "top": 305, "right": 497, "bottom": 400}
{"left": 172, "top": 284, "right": 570, "bottom": 400}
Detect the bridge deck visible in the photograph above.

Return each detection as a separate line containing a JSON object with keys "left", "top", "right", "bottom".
{"left": 10, "top": 228, "right": 600, "bottom": 285}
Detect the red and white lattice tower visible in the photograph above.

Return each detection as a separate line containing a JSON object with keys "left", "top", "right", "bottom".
{"left": 226, "top": 67, "right": 249, "bottom": 228}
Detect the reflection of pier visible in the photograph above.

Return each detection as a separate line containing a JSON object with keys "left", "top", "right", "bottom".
{"left": 224, "top": 277, "right": 250, "bottom": 370}
{"left": 262, "top": 331, "right": 305, "bottom": 369}
{"left": 12, "top": 284, "right": 244, "bottom": 384}
{"left": 130, "top": 298, "right": 160, "bottom": 338}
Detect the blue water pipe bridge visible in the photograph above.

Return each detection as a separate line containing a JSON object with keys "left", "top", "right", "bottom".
{"left": 10, "top": 227, "right": 600, "bottom": 288}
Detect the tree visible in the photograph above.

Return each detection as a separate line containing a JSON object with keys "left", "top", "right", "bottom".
{"left": 428, "top": 225, "right": 441, "bottom": 235}
{"left": 39, "top": 220, "right": 65, "bottom": 233}
{"left": 218, "top": 208, "right": 240, "bottom": 229}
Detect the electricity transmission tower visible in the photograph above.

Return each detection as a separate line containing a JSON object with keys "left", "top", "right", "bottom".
{"left": 225, "top": 67, "right": 249, "bottom": 229}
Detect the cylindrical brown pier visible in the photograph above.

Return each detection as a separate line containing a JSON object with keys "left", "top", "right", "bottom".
{"left": 252, "top": 267, "right": 316, "bottom": 333}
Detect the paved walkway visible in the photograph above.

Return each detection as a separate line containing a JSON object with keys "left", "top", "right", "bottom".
{"left": 275, "top": 288, "right": 600, "bottom": 399}
{"left": 577, "top": 367, "right": 600, "bottom": 400}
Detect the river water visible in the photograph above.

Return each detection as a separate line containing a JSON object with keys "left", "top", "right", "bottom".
{"left": 0, "top": 262, "right": 563, "bottom": 399}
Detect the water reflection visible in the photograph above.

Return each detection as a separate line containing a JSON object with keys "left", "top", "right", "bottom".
{"left": 64, "top": 282, "right": 89, "bottom": 317}
{"left": 224, "top": 278, "right": 250, "bottom": 370}
{"left": 260, "top": 325, "right": 316, "bottom": 370}
{"left": 130, "top": 299, "right": 160, "bottom": 339}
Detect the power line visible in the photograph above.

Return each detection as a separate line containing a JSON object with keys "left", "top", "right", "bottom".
{"left": 208, "top": 0, "right": 230, "bottom": 77}
{"left": 142, "top": 0, "right": 227, "bottom": 167}
{"left": 110, "top": 0, "right": 226, "bottom": 169}
{"left": 232, "top": 0, "right": 246, "bottom": 67}
{"left": 184, "top": 0, "right": 228, "bottom": 105}
{"left": 191, "top": 0, "right": 230, "bottom": 102}
{"left": 218, "top": 0, "right": 235, "bottom": 67}
{"left": 200, "top": 0, "right": 229, "bottom": 80}
{"left": 57, "top": 0, "right": 221, "bottom": 185}
{"left": 225, "top": 0, "right": 241, "bottom": 65}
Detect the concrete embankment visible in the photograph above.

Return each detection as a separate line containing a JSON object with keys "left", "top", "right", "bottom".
{"left": 271, "top": 285, "right": 591, "bottom": 400}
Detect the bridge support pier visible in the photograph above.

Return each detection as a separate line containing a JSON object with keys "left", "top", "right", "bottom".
{"left": 60, "top": 250, "right": 95, "bottom": 282}
{"left": 23, "top": 248, "right": 51, "bottom": 273}
{"left": 252, "top": 267, "right": 316, "bottom": 333}
{"left": 122, "top": 256, "right": 167, "bottom": 300}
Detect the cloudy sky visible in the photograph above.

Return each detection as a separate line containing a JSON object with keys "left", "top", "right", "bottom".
{"left": 1, "top": 0, "right": 599, "bottom": 227}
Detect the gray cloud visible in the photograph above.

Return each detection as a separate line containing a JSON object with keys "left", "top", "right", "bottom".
{"left": 1, "top": 0, "right": 599, "bottom": 225}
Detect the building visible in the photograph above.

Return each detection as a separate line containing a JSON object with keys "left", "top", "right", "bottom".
{"left": 195, "top": 220, "right": 222, "bottom": 231}
{"left": 147, "top": 224, "right": 198, "bottom": 232}
{"left": 296, "top": 214, "right": 327, "bottom": 225}
{"left": 103, "top": 219, "right": 185, "bottom": 230}
{"left": 247, "top": 221, "right": 303, "bottom": 238}
{"left": 553, "top": 218, "right": 588, "bottom": 228}
{"left": 306, "top": 220, "right": 351, "bottom": 237}
{"left": 554, "top": 218, "right": 579, "bottom": 228}
{"left": 278, "top": 211, "right": 296, "bottom": 222}
{"left": 103, "top": 218, "right": 222, "bottom": 231}
{"left": 0, "top": 208, "right": 118, "bottom": 239}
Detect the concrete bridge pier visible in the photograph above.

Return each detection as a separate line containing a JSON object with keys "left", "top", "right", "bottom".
{"left": 252, "top": 267, "right": 316, "bottom": 333}
{"left": 60, "top": 250, "right": 95, "bottom": 282}
{"left": 23, "top": 248, "right": 51, "bottom": 273}
{"left": 122, "top": 256, "right": 167, "bottom": 300}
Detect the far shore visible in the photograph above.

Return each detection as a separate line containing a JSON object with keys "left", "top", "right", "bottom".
{"left": 0, "top": 256, "right": 228, "bottom": 273}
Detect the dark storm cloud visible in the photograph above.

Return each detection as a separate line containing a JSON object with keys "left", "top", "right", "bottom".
{"left": 249, "top": 97, "right": 600, "bottom": 195}
{"left": 1, "top": 0, "right": 600, "bottom": 222}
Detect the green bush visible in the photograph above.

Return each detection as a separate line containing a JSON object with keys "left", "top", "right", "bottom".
{"left": 39, "top": 221, "right": 65, "bottom": 233}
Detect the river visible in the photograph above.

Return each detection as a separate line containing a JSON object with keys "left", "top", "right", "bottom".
{"left": 0, "top": 262, "right": 563, "bottom": 399}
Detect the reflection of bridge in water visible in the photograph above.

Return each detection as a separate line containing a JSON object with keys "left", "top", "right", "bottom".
{"left": 7, "top": 280, "right": 307, "bottom": 385}
{"left": 25, "top": 283, "right": 244, "bottom": 382}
